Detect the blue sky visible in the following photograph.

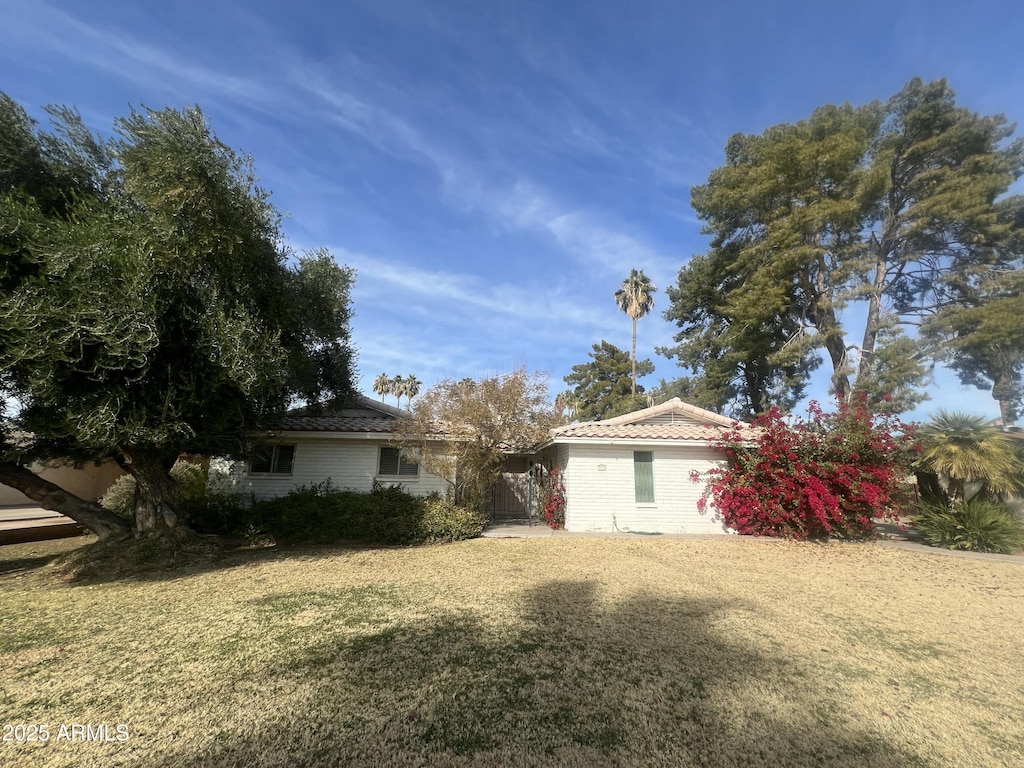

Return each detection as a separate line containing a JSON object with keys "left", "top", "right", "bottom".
{"left": 2, "top": 0, "right": 1022, "bottom": 421}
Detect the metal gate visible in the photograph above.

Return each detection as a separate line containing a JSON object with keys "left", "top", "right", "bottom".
{"left": 488, "top": 456, "right": 530, "bottom": 519}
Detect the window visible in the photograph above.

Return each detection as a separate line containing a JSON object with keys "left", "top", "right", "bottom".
{"left": 634, "top": 451, "right": 654, "bottom": 503}
{"left": 378, "top": 446, "right": 419, "bottom": 478}
{"left": 250, "top": 444, "right": 295, "bottom": 474}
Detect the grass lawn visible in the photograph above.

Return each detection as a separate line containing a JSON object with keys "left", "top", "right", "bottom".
{"left": 1, "top": 535, "right": 1022, "bottom": 767}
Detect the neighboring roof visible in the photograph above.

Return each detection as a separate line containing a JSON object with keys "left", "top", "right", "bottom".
{"left": 991, "top": 419, "right": 1024, "bottom": 439}
{"left": 549, "top": 397, "right": 749, "bottom": 443}
{"left": 277, "top": 394, "right": 411, "bottom": 434}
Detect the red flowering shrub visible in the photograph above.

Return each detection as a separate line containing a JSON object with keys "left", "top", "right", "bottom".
{"left": 694, "top": 397, "right": 915, "bottom": 540}
{"left": 540, "top": 466, "right": 566, "bottom": 530}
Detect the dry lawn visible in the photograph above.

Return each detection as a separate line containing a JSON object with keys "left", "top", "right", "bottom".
{"left": 1, "top": 535, "right": 1022, "bottom": 767}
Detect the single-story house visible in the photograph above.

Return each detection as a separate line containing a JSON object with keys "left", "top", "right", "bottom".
{"left": 219, "top": 395, "right": 450, "bottom": 500}
{"left": 225, "top": 394, "right": 747, "bottom": 535}
{"left": 538, "top": 398, "right": 747, "bottom": 535}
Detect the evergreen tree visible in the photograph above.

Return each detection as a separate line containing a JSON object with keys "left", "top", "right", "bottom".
{"left": 922, "top": 199, "right": 1024, "bottom": 424}
{"left": 0, "top": 95, "right": 355, "bottom": 537}
{"left": 564, "top": 341, "right": 653, "bottom": 421}
{"left": 664, "top": 79, "right": 1024, "bottom": 415}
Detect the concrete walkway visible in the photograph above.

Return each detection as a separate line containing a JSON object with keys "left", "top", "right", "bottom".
{"left": 481, "top": 519, "right": 1024, "bottom": 564}
{"left": 0, "top": 505, "right": 84, "bottom": 545}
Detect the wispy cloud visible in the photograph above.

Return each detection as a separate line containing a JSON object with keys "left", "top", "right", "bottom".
{"left": 487, "top": 181, "right": 677, "bottom": 276}
{"left": 294, "top": 73, "right": 676, "bottom": 279}
{"left": 293, "top": 70, "right": 462, "bottom": 183}
{"left": 2, "top": 1, "right": 695, "bottom": 396}
{"left": 4, "top": 2, "right": 273, "bottom": 109}
{"left": 341, "top": 247, "right": 620, "bottom": 334}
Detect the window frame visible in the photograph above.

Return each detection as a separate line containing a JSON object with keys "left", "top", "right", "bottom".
{"left": 633, "top": 450, "right": 655, "bottom": 504}
{"left": 249, "top": 444, "right": 296, "bottom": 475}
{"left": 377, "top": 446, "right": 420, "bottom": 479}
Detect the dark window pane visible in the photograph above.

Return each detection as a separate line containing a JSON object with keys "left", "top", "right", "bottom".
{"left": 398, "top": 453, "right": 419, "bottom": 477}
{"left": 379, "top": 447, "right": 400, "bottom": 475}
{"left": 274, "top": 445, "right": 295, "bottom": 474}
{"left": 250, "top": 446, "right": 273, "bottom": 474}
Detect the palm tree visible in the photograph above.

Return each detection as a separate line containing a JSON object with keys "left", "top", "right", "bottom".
{"left": 372, "top": 373, "right": 391, "bottom": 403}
{"left": 404, "top": 375, "right": 421, "bottom": 409}
{"left": 554, "top": 391, "right": 578, "bottom": 422}
{"left": 390, "top": 375, "right": 406, "bottom": 408}
{"left": 614, "top": 269, "right": 657, "bottom": 395}
{"left": 917, "top": 411, "right": 1024, "bottom": 501}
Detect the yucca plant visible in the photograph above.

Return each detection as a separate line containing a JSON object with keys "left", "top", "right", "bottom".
{"left": 916, "top": 411, "right": 1024, "bottom": 501}
{"left": 913, "top": 496, "right": 1024, "bottom": 554}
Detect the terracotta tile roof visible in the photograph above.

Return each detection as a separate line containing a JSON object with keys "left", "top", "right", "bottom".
{"left": 278, "top": 414, "right": 400, "bottom": 433}
{"left": 593, "top": 397, "right": 739, "bottom": 428}
{"left": 275, "top": 393, "right": 408, "bottom": 434}
{"left": 547, "top": 397, "right": 752, "bottom": 443}
{"left": 552, "top": 422, "right": 732, "bottom": 441}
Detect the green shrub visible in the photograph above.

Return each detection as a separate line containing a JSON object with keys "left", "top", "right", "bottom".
{"left": 252, "top": 482, "right": 420, "bottom": 544}
{"left": 100, "top": 460, "right": 249, "bottom": 534}
{"left": 250, "top": 483, "right": 485, "bottom": 545}
{"left": 100, "top": 473, "right": 138, "bottom": 521}
{"left": 181, "top": 491, "right": 252, "bottom": 536}
{"left": 173, "top": 460, "right": 209, "bottom": 502}
{"left": 913, "top": 497, "right": 1024, "bottom": 554}
{"left": 418, "top": 493, "right": 487, "bottom": 543}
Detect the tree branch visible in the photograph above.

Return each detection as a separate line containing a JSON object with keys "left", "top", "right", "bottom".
{"left": 0, "top": 461, "right": 131, "bottom": 540}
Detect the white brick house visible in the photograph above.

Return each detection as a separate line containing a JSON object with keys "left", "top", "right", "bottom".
{"left": 542, "top": 398, "right": 748, "bottom": 535}
{"left": 224, "top": 395, "right": 747, "bottom": 536}
{"left": 223, "top": 395, "right": 450, "bottom": 500}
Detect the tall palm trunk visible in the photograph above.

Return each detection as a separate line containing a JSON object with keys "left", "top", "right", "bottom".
{"left": 631, "top": 316, "right": 638, "bottom": 396}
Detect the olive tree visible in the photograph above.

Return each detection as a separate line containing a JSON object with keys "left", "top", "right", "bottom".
{"left": 0, "top": 95, "right": 355, "bottom": 538}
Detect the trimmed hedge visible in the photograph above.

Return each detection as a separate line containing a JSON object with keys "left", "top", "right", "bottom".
{"left": 105, "top": 468, "right": 486, "bottom": 545}
{"left": 418, "top": 494, "right": 489, "bottom": 543}
{"left": 250, "top": 482, "right": 486, "bottom": 545}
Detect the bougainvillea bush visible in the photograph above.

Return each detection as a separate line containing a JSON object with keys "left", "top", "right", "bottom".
{"left": 540, "top": 465, "right": 566, "bottom": 530}
{"left": 693, "top": 398, "right": 915, "bottom": 540}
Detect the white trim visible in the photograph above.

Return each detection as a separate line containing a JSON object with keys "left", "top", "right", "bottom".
{"left": 547, "top": 437, "right": 719, "bottom": 448}
{"left": 261, "top": 430, "right": 449, "bottom": 442}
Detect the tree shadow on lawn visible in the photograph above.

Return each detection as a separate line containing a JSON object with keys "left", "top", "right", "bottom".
{"left": 147, "top": 580, "right": 933, "bottom": 768}
{"left": 20, "top": 531, "right": 403, "bottom": 585}
{"left": 0, "top": 549, "right": 69, "bottom": 579}
{"left": 0, "top": 535, "right": 96, "bottom": 579}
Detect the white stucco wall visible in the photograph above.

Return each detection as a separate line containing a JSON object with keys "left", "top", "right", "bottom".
{"left": 0, "top": 460, "right": 125, "bottom": 506}
{"left": 555, "top": 442, "right": 729, "bottom": 535}
{"left": 222, "top": 438, "right": 450, "bottom": 501}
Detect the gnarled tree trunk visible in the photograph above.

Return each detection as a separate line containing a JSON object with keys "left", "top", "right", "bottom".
{"left": 0, "top": 461, "right": 131, "bottom": 540}
{"left": 992, "top": 370, "right": 1018, "bottom": 426}
{"left": 121, "top": 449, "right": 183, "bottom": 535}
